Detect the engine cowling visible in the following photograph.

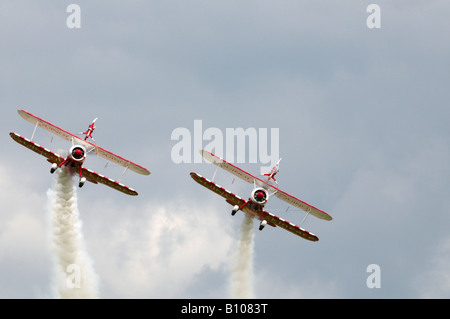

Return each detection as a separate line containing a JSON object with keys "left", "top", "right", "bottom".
{"left": 68, "top": 145, "right": 86, "bottom": 163}
{"left": 250, "top": 188, "right": 268, "bottom": 205}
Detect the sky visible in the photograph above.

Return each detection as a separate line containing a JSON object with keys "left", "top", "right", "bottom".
{"left": 0, "top": 1, "right": 449, "bottom": 298}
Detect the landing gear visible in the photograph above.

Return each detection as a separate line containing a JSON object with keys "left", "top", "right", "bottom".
{"left": 79, "top": 177, "right": 86, "bottom": 188}
{"left": 50, "top": 159, "right": 69, "bottom": 174}
{"left": 259, "top": 220, "right": 267, "bottom": 231}
{"left": 231, "top": 205, "right": 239, "bottom": 216}
{"left": 50, "top": 163, "right": 57, "bottom": 174}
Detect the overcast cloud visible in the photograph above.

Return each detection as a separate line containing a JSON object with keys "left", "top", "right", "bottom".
{"left": 0, "top": 1, "right": 449, "bottom": 298}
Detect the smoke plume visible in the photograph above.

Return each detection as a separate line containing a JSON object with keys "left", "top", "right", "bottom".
{"left": 47, "top": 168, "right": 99, "bottom": 298}
{"left": 231, "top": 213, "right": 255, "bottom": 298}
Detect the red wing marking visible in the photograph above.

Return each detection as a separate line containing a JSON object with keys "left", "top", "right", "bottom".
{"left": 81, "top": 168, "right": 138, "bottom": 196}
{"left": 261, "top": 211, "right": 319, "bottom": 242}
{"left": 10, "top": 132, "right": 64, "bottom": 164}
{"left": 17, "top": 109, "right": 150, "bottom": 176}
{"left": 200, "top": 149, "right": 332, "bottom": 221}
{"left": 190, "top": 172, "right": 246, "bottom": 207}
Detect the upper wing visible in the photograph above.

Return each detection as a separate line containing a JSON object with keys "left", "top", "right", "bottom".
{"left": 88, "top": 144, "right": 150, "bottom": 176}
{"left": 200, "top": 149, "right": 332, "bottom": 221}
{"left": 10, "top": 132, "right": 65, "bottom": 165}
{"left": 18, "top": 109, "right": 150, "bottom": 176}
{"left": 81, "top": 168, "right": 138, "bottom": 196}
{"left": 200, "top": 149, "right": 259, "bottom": 184}
{"left": 271, "top": 188, "right": 332, "bottom": 221}
{"left": 190, "top": 172, "right": 318, "bottom": 241}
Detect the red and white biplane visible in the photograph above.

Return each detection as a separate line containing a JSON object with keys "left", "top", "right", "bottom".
{"left": 191, "top": 149, "right": 332, "bottom": 241}
{"left": 10, "top": 109, "right": 150, "bottom": 196}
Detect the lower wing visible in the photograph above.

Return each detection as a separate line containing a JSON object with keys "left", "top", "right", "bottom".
{"left": 10, "top": 132, "right": 64, "bottom": 164}
{"left": 190, "top": 172, "right": 246, "bottom": 207}
{"left": 261, "top": 210, "right": 318, "bottom": 242}
{"left": 81, "top": 168, "right": 138, "bottom": 196}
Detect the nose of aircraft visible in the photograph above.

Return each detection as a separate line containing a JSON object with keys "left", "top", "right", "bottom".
{"left": 74, "top": 149, "right": 82, "bottom": 157}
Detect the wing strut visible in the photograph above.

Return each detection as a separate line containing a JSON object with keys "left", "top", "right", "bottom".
{"left": 269, "top": 189, "right": 278, "bottom": 197}
{"left": 211, "top": 166, "right": 218, "bottom": 182}
{"left": 119, "top": 165, "right": 129, "bottom": 183}
{"left": 31, "top": 121, "right": 38, "bottom": 141}
{"left": 299, "top": 208, "right": 312, "bottom": 228}
{"left": 87, "top": 147, "right": 96, "bottom": 154}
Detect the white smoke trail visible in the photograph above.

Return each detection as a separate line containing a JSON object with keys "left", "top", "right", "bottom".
{"left": 231, "top": 213, "right": 255, "bottom": 298}
{"left": 47, "top": 168, "right": 99, "bottom": 298}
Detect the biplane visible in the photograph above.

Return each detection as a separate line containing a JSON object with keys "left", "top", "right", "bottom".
{"left": 191, "top": 149, "right": 332, "bottom": 241}
{"left": 10, "top": 109, "right": 150, "bottom": 196}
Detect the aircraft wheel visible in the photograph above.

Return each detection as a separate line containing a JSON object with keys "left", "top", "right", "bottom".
{"left": 259, "top": 220, "right": 267, "bottom": 231}
{"left": 79, "top": 177, "right": 86, "bottom": 188}
{"left": 50, "top": 163, "right": 57, "bottom": 174}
